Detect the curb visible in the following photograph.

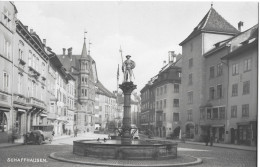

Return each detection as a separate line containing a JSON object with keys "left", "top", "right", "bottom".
{"left": 0, "top": 143, "right": 24, "bottom": 149}
{"left": 49, "top": 152, "right": 203, "bottom": 167}
{"left": 183, "top": 141, "right": 257, "bottom": 152}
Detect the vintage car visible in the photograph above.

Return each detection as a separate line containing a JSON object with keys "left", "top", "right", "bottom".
{"left": 24, "top": 125, "right": 54, "bottom": 145}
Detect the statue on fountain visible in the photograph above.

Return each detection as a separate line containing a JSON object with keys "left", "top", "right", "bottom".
{"left": 122, "top": 55, "right": 135, "bottom": 83}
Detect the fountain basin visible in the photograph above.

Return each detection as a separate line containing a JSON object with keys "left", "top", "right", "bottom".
{"left": 73, "top": 139, "right": 177, "bottom": 160}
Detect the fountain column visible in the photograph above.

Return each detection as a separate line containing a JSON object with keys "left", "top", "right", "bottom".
{"left": 119, "top": 81, "right": 136, "bottom": 144}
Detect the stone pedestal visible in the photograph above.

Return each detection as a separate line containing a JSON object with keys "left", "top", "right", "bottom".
{"left": 119, "top": 82, "right": 136, "bottom": 144}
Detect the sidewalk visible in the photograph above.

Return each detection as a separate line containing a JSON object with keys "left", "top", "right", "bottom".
{"left": 150, "top": 137, "right": 257, "bottom": 151}
{"left": 0, "top": 134, "right": 74, "bottom": 149}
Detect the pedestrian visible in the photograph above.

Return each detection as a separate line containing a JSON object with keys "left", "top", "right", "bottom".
{"left": 210, "top": 135, "right": 214, "bottom": 146}
{"left": 205, "top": 135, "right": 210, "bottom": 146}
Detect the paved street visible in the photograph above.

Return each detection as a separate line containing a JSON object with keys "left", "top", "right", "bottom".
{"left": 0, "top": 133, "right": 257, "bottom": 167}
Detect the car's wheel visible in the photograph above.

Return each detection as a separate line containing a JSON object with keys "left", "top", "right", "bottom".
{"left": 38, "top": 136, "right": 43, "bottom": 145}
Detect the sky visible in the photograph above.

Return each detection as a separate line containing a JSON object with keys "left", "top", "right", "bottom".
{"left": 14, "top": 1, "right": 258, "bottom": 94}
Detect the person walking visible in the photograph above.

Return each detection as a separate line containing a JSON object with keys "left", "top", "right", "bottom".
{"left": 210, "top": 135, "right": 214, "bottom": 146}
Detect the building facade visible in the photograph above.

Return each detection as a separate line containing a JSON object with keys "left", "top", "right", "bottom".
{"left": 222, "top": 25, "right": 258, "bottom": 145}
{"left": 95, "top": 81, "right": 117, "bottom": 131}
{"left": 0, "top": 1, "right": 17, "bottom": 143}
{"left": 58, "top": 38, "right": 98, "bottom": 133}
{"left": 179, "top": 6, "right": 240, "bottom": 141}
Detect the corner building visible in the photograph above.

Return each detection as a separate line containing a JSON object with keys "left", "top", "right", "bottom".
{"left": 179, "top": 6, "right": 239, "bottom": 141}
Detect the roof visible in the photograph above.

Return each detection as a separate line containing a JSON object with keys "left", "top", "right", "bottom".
{"left": 180, "top": 7, "right": 239, "bottom": 46}
{"left": 221, "top": 24, "right": 258, "bottom": 60}
{"left": 96, "top": 80, "right": 116, "bottom": 98}
{"left": 81, "top": 39, "right": 89, "bottom": 59}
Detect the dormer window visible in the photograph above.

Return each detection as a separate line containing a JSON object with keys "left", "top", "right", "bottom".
{"left": 2, "top": 8, "right": 12, "bottom": 30}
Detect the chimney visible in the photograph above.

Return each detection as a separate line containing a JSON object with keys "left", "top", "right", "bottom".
{"left": 24, "top": 26, "right": 28, "bottom": 30}
{"left": 30, "top": 29, "right": 33, "bottom": 33}
{"left": 238, "top": 21, "right": 244, "bottom": 32}
{"left": 62, "top": 48, "right": 66, "bottom": 58}
{"left": 68, "top": 47, "right": 72, "bottom": 61}
{"left": 43, "top": 39, "right": 46, "bottom": 45}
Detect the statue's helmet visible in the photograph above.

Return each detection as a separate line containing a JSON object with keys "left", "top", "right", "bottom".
{"left": 126, "top": 55, "right": 131, "bottom": 58}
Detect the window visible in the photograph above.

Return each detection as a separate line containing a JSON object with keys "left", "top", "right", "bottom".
{"left": 188, "top": 73, "right": 192, "bottom": 85}
{"left": 217, "top": 85, "right": 222, "bottom": 98}
{"left": 81, "top": 89, "right": 84, "bottom": 96}
{"left": 3, "top": 38, "right": 11, "bottom": 59}
{"left": 156, "top": 88, "right": 159, "bottom": 96}
{"left": 28, "top": 51, "right": 32, "bottom": 66}
{"left": 187, "top": 110, "right": 192, "bottom": 121}
{"left": 173, "top": 113, "right": 179, "bottom": 121}
{"left": 160, "top": 87, "right": 163, "bottom": 95}
{"left": 163, "top": 113, "right": 166, "bottom": 121}
{"left": 163, "top": 99, "right": 167, "bottom": 108}
{"left": 243, "top": 81, "right": 250, "bottom": 95}
{"left": 207, "top": 108, "right": 212, "bottom": 119}
{"left": 212, "top": 108, "right": 218, "bottom": 119}
{"left": 42, "top": 62, "right": 45, "bottom": 74}
{"left": 174, "top": 84, "right": 179, "bottom": 93}
{"left": 232, "top": 84, "right": 238, "bottom": 96}
{"left": 210, "top": 66, "right": 215, "bottom": 78}
{"left": 164, "top": 85, "right": 167, "bottom": 94}
{"left": 217, "top": 63, "right": 223, "bottom": 76}
{"left": 231, "top": 106, "right": 237, "bottom": 118}
{"left": 18, "top": 41, "right": 24, "bottom": 60}
{"left": 200, "top": 108, "right": 205, "bottom": 120}
{"left": 242, "top": 104, "right": 249, "bottom": 117}
{"left": 156, "top": 101, "right": 159, "bottom": 109}
{"left": 160, "top": 100, "right": 162, "bottom": 109}
{"left": 3, "top": 72, "right": 9, "bottom": 92}
{"left": 173, "top": 99, "right": 179, "bottom": 107}
{"left": 232, "top": 63, "right": 239, "bottom": 75}
{"left": 18, "top": 73, "right": 22, "bottom": 94}
{"left": 187, "top": 91, "right": 193, "bottom": 104}
{"left": 189, "top": 58, "right": 193, "bottom": 68}
{"left": 219, "top": 107, "right": 225, "bottom": 119}
{"left": 244, "top": 58, "right": 251, "bottom": 72}
{"left": 209, "top": 87, "right": 215, "bottom": 100}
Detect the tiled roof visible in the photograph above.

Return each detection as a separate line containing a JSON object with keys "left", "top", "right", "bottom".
{"left": 180, "top": 7, "right": 239, "bottom": 45}
{"left": 96, "top": 80, "right": 116, "bottom": 98}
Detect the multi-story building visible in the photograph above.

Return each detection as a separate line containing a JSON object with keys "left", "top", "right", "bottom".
{"left": 140, "top": 79, "right": 156, "bottom": 133}
{"left": 179, "top": 6, "right": 240, "bottom": 141}
{"left": 0, "top": 1, "right": 17, "bottom": 143}
{"left": 95, "top": 81, "right": 117, "bottom": 131}
{"left": 221, "top": 25, "right": 258, "bottom": 145}
{"left": 46, "top": 48, "right": 76, "bottom": 136}
{"left": 58, "top": 37, "right": 98, "bottom": 133}
{"left": 14, "top": 20, "right": 49, "bottom": 139}
{"left": 153, "top": 54, "right": 181, "bottom": 138}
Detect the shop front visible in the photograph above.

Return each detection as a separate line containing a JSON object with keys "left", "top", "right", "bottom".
{"left": 237, "top": 121, "right": 256, "bottom": 146}
{"left": 0, "top": 92, "right": 12, "bottom": 143}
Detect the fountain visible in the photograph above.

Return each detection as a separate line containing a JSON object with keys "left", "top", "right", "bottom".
{"left": 73, "top": 55, "right": 178, "bottom": 160}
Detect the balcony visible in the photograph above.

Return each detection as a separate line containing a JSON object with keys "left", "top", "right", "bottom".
{"left": 28, "top": 66, "right": 40, "bottom": 79}
{"left": 27, "top": 97, "right": 46, "bottom": 110}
